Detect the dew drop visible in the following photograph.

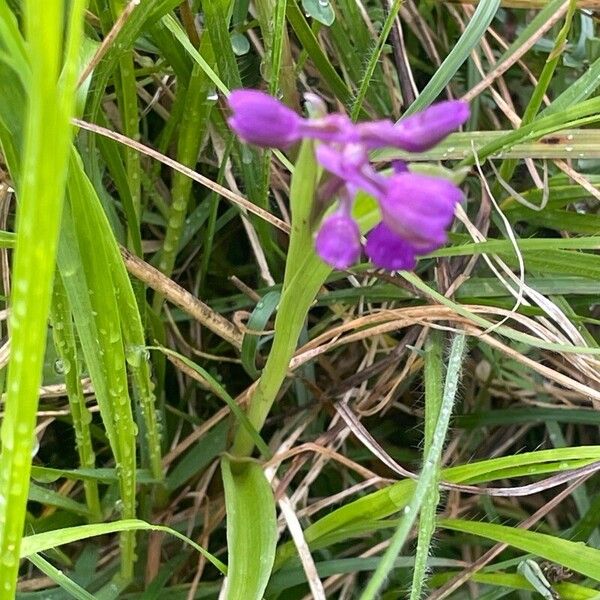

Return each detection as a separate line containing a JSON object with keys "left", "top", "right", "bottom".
{"left": 54, "top": 358, "right": 71, "bottom": 375}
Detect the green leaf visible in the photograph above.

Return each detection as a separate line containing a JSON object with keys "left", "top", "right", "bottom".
{"left": 20, "top": 519, "right": 226, "bottom": 574}
{"left": 221, "top": 457, "right": 277, "bottom": 600}
{"left": 28, "top": 483, "right": 91, "bottom": 518}
{"left": 430, "top": 570, "right": 600, "bottom": 599}
{"left": 241, "top": 290, "right": 281, "bottom": 379}
{"left": 438, "top": 518, "right": 600, "bottom": 582}
{"left": 275, "top": 447, "right": 600, "bottom": 568}
{"left": 0, "top": 1, "right": 86, "bottom": 594}
{"left": 27, "top": 554, "right": 96, "bottom": 600}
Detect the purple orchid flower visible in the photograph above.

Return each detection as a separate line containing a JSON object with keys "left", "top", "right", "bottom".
{"left": 227, "top": 89, "right": 469, "bottom": 271}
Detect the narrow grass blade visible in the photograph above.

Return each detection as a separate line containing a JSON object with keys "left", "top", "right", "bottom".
{"left": 430, "top": 570, "right": 600, "bottom": 599}
{"left": 404, "top": 0, "right": 501, "bottom": 116}
{"left": 361, "top": 334, "right": 467, "bottom": 600}
{"left": 50, "top": 273, "right": 102, "bottom": 521}
{"left": 154, "top": 52, "right": 215, "bottom": 287}
{"left": 148, "top": 344, "right": 271, "bottom": 458}
{"left": 27, "top": 554, "right": 96, "bottom": 600}
{"left": 350, "top": 0, "right": 401, "bottom": 120}
{"left": 241, "top": 290, "right": 281, "bottom": 379}
{"left": 20, "top": 519, "right": 226, "bottom": 574}
{"left": 286, "top": 0, "right": 353, "bottom": 106}
{"left": 496, "top": 0, "right": 577, "bottom": 188}
{"left": 409, "top": 331, "right": 445, "bottom": 600}
{"left": 96, "top": 2, "right": 142, "bottom": 238}
{"left": 0, "top": 2, "right": 86, "bottom": 595}
{"left": 438, "top": 518, "right": 600, "bottom": 582}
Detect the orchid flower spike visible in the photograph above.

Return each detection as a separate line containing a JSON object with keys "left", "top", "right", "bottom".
{"left": 227, "top": 89, "right": 470, "bottom": 271}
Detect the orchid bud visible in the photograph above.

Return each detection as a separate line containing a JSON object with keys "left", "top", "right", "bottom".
{"left": 315, "top": 212, "right": 361, "bottom": 269}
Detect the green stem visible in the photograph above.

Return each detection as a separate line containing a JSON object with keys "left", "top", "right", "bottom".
{"left": 361, "top": 334, "right": 466, "bottom": 600}
{"left": 109, "top": 0, "right": 142, "bottom": 240}
{"left": 409, "top": 331, "right": 444, "bottom": 600}
{"left": 230, "top": 140, "right": 329, "bottom": 457}
{"left": 230, "top": 257, "right": 329, "bottom": 457}
{"left": 154, "top": 37, "right": 215, "bottom": 302}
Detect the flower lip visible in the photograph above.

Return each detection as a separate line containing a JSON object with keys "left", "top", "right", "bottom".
{"left": 227, "top": 89, "right": 303, "bottom": 148}
{"left": 365, "top": 223, "right": 417, "bottom": 271}
{"left": 377, "top": 172, "right": 462, "bottom": 248}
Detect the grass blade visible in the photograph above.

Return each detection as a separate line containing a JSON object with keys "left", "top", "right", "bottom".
{"left": 439, "top": 518, "right": 600, "bottom": 582}
{"left": 20, "top": 519, "right": 226, "bottom": 574}
{"left": 50, "top": 274, "right": 102, "bottom": 521}
{"left": 404, "top": 0, "right": 501, "bottom": 116}
{"left": 361, "top": 334, "right": 467, "bottom": 600}
{"left": 409, "top": 331, "right": 445, "bottom": 600}
{"left": 0, "top": 2, "right": 86, "bottom": 596}
{"left": 350, "top": 0, "right": 402, "bottom": 120}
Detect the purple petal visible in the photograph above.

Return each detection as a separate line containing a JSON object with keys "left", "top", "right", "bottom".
{"left": 357, "top": 101, "right": 470, "bottom": 151}
{"left": 393, "top": 101, "right": 470, "bottom": 152}
{"left": 227, "top": 89, "right": 303, "bottom": 148}
{"left": 378, "top": 172, "right": 461, "bottom": 249}
{"left": 365, "top": 223, "right": 417, "bottom": 271}
{"left": 315, "top": 213, "right": 361, "bottom": 269}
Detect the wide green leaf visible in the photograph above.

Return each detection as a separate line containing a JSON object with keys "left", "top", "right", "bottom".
{"left": 221, "top": 457, "right": 277, "bottom": 600}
